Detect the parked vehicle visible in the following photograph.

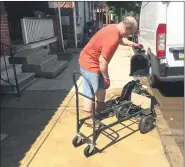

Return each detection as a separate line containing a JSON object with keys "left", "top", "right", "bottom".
{"left": 138, "top": 2, "right": 184, "bottom": 87}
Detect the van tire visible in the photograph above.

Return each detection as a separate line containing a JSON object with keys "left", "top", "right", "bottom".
{"left": 150, "top": 75, "right": 158, "bottom": 88}
{"left": 149, "top": 67, "right": 159, "bottom": 88}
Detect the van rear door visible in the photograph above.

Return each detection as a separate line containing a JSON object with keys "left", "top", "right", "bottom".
{"left": 166, "top": 2, "right": 184, "bottom": 67}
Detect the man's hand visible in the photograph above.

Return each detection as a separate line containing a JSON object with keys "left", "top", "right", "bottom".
{"left": 120, "top": 38, "right": 143, "bottom": 48}
{"left": 104, "top": 77, "right": 110, "bottom": 89}
{"left": 132, "top": 43, "right": 143, "bottom": 48}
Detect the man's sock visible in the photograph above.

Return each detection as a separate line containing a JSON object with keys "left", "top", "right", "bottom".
{"left": 96, "top": 101, "right": 106, "bottom": 113}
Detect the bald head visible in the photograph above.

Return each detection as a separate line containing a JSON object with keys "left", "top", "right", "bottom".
{"left": 117, "top": 16, "right": 138, "bottom": 37}
{"left": 122, "top": 16, "right": 138, "bottom": 33}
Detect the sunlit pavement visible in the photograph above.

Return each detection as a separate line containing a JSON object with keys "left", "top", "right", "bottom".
{"left": 11, "top": 46, "right": 171, "bottom": 167}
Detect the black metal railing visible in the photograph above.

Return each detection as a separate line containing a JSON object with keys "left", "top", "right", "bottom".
{"left": 0, "top": 42, "right": 20, "bottom": 96}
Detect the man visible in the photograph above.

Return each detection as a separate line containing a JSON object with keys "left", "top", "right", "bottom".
{"left": 78, "top": 16, "right": 142, "bottom": 125}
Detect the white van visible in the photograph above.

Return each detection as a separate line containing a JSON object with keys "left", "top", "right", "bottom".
{"left": 138, "top": 2, "right": 184, "bottom": 87}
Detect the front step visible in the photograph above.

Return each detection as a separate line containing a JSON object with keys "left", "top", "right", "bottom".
{"left": 34, "top": 60, "right": 68, "bottom": 79}
{"left": 0, "top": 68, "right": 35, "bottom": 94}
{"left": 24, "top": 54, "right": 58, "bottom": 71}
{"left": 9, "top": 47, "right": 49, "bottom": 64}
{"left": 0, "top": 57, "right": 36, "bottom": 94}
{"left": 22, "top": 54, "right": 67, "bottom": 78}
{"left": 1, "top": 64, "right": 22, "bottom": 79}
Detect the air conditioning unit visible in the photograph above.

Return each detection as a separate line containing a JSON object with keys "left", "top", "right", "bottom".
{"left": 76, "top": 16, "right": 81, "bottom": 24}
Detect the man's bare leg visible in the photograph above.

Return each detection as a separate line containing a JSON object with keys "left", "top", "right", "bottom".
{"left": 96, "top": 89, "right": 106, "bottom": 113}
{"left": 83, "top": 98, "right": 93, "bottom": 112}
{"left": 83, "top": 97, "right": 94, "bottom": 126}
{"left": 83, "top": 89, "right": 105, "bottom": 125}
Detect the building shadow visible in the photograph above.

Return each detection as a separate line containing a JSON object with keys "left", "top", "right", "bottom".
{"left": 1, "top": 53, "right": 81, "bottom": 167}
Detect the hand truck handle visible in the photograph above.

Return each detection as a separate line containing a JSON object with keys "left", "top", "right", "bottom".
{"left": 73, "top": 72, "right": 95, "bottom": 99}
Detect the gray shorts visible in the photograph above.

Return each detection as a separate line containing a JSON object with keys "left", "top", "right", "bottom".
{"left": 80, "top": 67, "right": 106, "bottom": 98}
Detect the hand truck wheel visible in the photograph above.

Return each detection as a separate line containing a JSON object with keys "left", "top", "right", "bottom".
{"left": 84, "top": 144, "right": 95, "bottom": 157}
{"left": 139, "top": 115, "right": 155, "bottom": 134}
{"left": 72, "top": 135, "right": 83, "bottom": 147}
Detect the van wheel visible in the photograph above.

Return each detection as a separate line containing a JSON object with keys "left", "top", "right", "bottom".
{"left": 149, "top": 67, "right": 158, "bottom": 88}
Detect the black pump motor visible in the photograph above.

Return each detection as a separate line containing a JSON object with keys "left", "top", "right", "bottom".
{"left": 130, "top": 47, "right": 150, "bottom": 76}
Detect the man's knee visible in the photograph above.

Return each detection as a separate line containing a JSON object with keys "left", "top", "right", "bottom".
{"left": 80, "top": 67, "right": 99, "bottom": 97}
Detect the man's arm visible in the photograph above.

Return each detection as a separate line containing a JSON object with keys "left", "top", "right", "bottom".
{"left": 120, "top": 37, "right": 135, "bottom": 47}
{"left": 99, "top": 55, "right": 109, "bottom": 79}
{"left": 100, "top": 33, "right": 119, "bottom": 79}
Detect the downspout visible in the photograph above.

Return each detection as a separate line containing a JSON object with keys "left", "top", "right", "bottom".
{"left": 84, "top": 2, "right": 86, "bottom": 26}
{"left": 98, "top": 6, "right": 100, "bottom": 22}
{"left": 91, "top": 2, "right": 94, "bottom": 22}
{"left": 95, "top": 3, "right": 97, "bottom": 26}
{"left": 101, "top": 6, "right": 104, "bottom": 24}
{"left": 92, "top": 2, "right": 95, "bottom": 25}
{"left": 72, "top": 1, "right": 77, "bottom": 48}
{"left": 88, "top": 2, "right": 90, "bottom": 22}
{"left": 57, "top": 2, "right": 66, "bottom": 52}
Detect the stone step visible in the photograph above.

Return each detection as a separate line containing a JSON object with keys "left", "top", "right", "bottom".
{"left": 1, "top": 64, "right": 22, "bottom": 81}
{"left": 1, "top": 56, "right": 23, "bottom": 73}
{"left": 14, "top": 37, "right": 57, "bottom": 52}
{"left": 0, "top": 134, "right": 8, "bottom": 141}
{"left": 0, "top": 72, "right": 36, "bottom": 94}
{"left": 41, "top": 55, "right": 59, "bottom": 70}
{"left": 34, "top": 60, "right": 68, "bottom": 79}
{"left": 1, "top": 56, "right": 11, "bottom": 71}
{"left": 1, "top": 63, "right": 22, "bottom": 73}
{"left": 29, "top": 54, "right": 58, "bottom": 67}
{"left": 22, "top": 55, "right": 59, "bottom": 74}
{"left": 9, "top": 47, "right": 49, "bottom": 64}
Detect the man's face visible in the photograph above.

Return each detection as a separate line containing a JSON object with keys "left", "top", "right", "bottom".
{"left": 122, "top": 24, "right": 138, "bottom": 38}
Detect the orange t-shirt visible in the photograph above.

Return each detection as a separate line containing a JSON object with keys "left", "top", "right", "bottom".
{"left": 79, "top": 24, "right": 121, "bottom": 73}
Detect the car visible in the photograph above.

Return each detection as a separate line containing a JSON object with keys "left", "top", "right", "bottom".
{"left": 138, "top": 2, "right": 184, "bottom": 88}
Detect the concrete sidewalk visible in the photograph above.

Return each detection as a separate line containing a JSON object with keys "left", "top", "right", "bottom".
{"left": 18, "top": 46, "right": 170, "bottom": 167}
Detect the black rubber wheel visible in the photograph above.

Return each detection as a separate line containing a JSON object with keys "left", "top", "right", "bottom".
{"left": 139, "top": 115, "right": 155, "bottom": 134}
{"left": 84, "top": 145, "right": 95, "bottom": 157}
{"left": 149, "top": 75, "right": 158, "bottom": 88}
{"left": 149, "top": 67, "right": 159, "bottom": 88}
{"left": 72, "top": 135, "right": 83, "bottom": 147}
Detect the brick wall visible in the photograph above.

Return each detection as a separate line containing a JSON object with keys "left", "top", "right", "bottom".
{"left": 0, "top": 10, "right": 11, "bottom": 55}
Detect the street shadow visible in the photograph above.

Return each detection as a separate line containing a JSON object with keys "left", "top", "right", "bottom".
{"left": 0, "top": 52, "right": 81, "bottom": 167}
{"left": 98, "top": 119, "right": 140, "bottom": 153}
{"left": 84, "top": 118, "right": 142, "bottom": 156}
{"left": 157, "top": 81, "right": 184, "bottom": 97}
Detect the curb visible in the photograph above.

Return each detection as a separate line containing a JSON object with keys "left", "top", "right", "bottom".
{"left": 138, "top": 77, "right": 184, "bottom": 167}
{"left": 155, "top": 107, "right": 184, "bottom": 167}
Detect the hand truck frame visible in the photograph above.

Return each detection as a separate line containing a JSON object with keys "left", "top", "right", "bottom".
{"left": 72, "top": 72, "right": 158, "bottom": 157}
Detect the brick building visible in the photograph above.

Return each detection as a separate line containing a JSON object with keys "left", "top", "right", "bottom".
{"left": 0, "top": 2, "right": 11, "bottom": 55}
